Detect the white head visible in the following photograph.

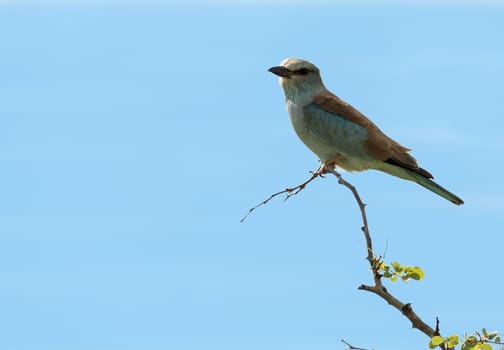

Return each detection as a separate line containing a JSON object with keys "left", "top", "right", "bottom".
{"left": 269, "top": 58, "right": 325, "bottom": 100}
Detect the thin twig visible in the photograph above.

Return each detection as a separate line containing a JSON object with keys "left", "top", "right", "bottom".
{"left": 240, "top": 170, "right": 321, "bottom": 223}
{"left": 341, "top": 338, "right": 369, "bottom": 350}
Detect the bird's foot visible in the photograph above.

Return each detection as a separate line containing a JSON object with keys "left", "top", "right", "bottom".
{"left": 317, "top": 154, "right": 345, "bottom": 175}
{"left": 313, "top": 164, "right": 327, "bottom": 177}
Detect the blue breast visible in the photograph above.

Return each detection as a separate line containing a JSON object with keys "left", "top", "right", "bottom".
{"left": 296, "top": 103, "right": 372, "bottom": 161}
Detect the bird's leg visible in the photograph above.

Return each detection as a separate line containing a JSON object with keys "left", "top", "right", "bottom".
{"left": 316, "top": 154, "right": 346, "bottom": 175}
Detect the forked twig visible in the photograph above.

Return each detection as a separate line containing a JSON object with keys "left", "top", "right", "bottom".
{"left": 341, "top": 338, "right": 370, "bottom": 350}
{"left": 240, "top": 170, "right": 321, "bottom": 223}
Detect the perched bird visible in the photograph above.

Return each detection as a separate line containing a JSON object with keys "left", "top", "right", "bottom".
{"left": 269, "top": 58, "right": 463, "bottom": 205}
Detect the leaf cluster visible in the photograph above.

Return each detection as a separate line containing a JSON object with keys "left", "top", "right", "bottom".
{"left": 377, "top": 261, "right": 425, "bottom": 283}
{"left": 429, "top": 329, "right": 503, "bottom": 350}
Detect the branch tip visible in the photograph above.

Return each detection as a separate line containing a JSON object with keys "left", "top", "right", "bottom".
{"left": 341, "top": 338, "right": 369, "bottom": 350}
{"left": 240, "top": 171, "right": 320, "bottom": 222}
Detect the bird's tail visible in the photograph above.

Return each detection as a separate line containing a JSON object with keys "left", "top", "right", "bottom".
{"left": 375, "top": 163, "right": 464, "bottom": 205}
{"left": 407, "top": 170, "right": 464, "bottom": 205}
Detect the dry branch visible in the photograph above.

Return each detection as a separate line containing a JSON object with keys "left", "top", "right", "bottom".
{"left": 240, "top": 170, "right": 321, "bottom": 223}
{"left": 243, "top": 163, "right": 449, "bottom": 349}
{"left": 323, "top": 166, "right": 449, "bottom": 349}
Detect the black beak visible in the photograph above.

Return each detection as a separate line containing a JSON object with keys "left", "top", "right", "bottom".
{"left": 268, "top": 66, "right": 293, "bottom": 79}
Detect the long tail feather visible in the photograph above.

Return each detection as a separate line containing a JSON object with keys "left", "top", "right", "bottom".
{"left": 374, "top": 162, "right": 464, "bottom": 205}
{"left": 407, "top": 170, "right": 464, "bottom": 205}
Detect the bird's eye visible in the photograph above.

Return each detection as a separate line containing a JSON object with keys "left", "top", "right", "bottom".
{"left": 297, "top": 68, "right": 310, "bottom": 75}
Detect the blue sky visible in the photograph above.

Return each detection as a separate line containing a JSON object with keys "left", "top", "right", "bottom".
{"left": 1, "top": 2, "right": 503, "bottom": 350}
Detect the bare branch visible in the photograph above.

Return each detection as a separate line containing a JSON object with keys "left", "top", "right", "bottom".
{"left": 240, "top": 170, "right": 321, "bottom": 223}
{"left": 324, "top": 167, "right": 374, "bottom": 267}
{"left": 357, "top": 284, "right": 437, "bottom": 338}
{"left": 322, "top": 165, "right": 443, "bottom": 345}
{"left": 245, "top": 162, "right": 449, "bottom": 348}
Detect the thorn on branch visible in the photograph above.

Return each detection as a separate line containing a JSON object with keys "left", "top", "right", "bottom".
{"left": 435, "top": 317, "right": 441, "bottom": 336}
{"left": 402, "top": 303, "right": 412, "bottom": 314}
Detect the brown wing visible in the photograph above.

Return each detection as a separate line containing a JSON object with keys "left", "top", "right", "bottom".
{"left": 313, "top": 91, "right": 433, "bottom": 179}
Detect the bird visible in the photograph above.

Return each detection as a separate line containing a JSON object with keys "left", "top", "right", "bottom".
{"left": 268, "top": 58, "right": 464, "bottom": 205}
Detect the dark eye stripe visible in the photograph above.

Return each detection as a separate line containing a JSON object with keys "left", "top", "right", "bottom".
{"left": 296, "top": 68, "right": 310, "bottom": 75}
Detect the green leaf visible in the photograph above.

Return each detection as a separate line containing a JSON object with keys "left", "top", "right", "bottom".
{"left": 390, "top": 276, "right": 398, "bottom": 282}
{"left": 481, "top": 343, "right": 492, "bottom": 350}
{"left": 461, "top": 340, "right": 478, "bottom": 350}
{"left": 446, "top": 335, "right": 460, "bottom": 348}
{"left": 463, "top": 335, "right": 478, "bottom": 350}
{"left": 391, "top": 261, "right": 401, "bottom": 270}
{"left": 488, "top": 331, "right": 498, "bottom": 340}
{"left": 461, "top": 343, "right": 472, "bottom": 350}
{"left": 430, "top": 336, "right": 444, "bottom": 348}
{"left": 482, "top": 328, "right": 488, "bottom": 338}
{"left": 408, "top": 266, "right": 425, "bottom": 280}
{"left": 466, "top": 336, "right": 478, "bottom": 343}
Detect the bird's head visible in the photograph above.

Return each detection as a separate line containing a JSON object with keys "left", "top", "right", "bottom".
{"left": 269, "top": 58, "right": 325, "bottom": 99}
